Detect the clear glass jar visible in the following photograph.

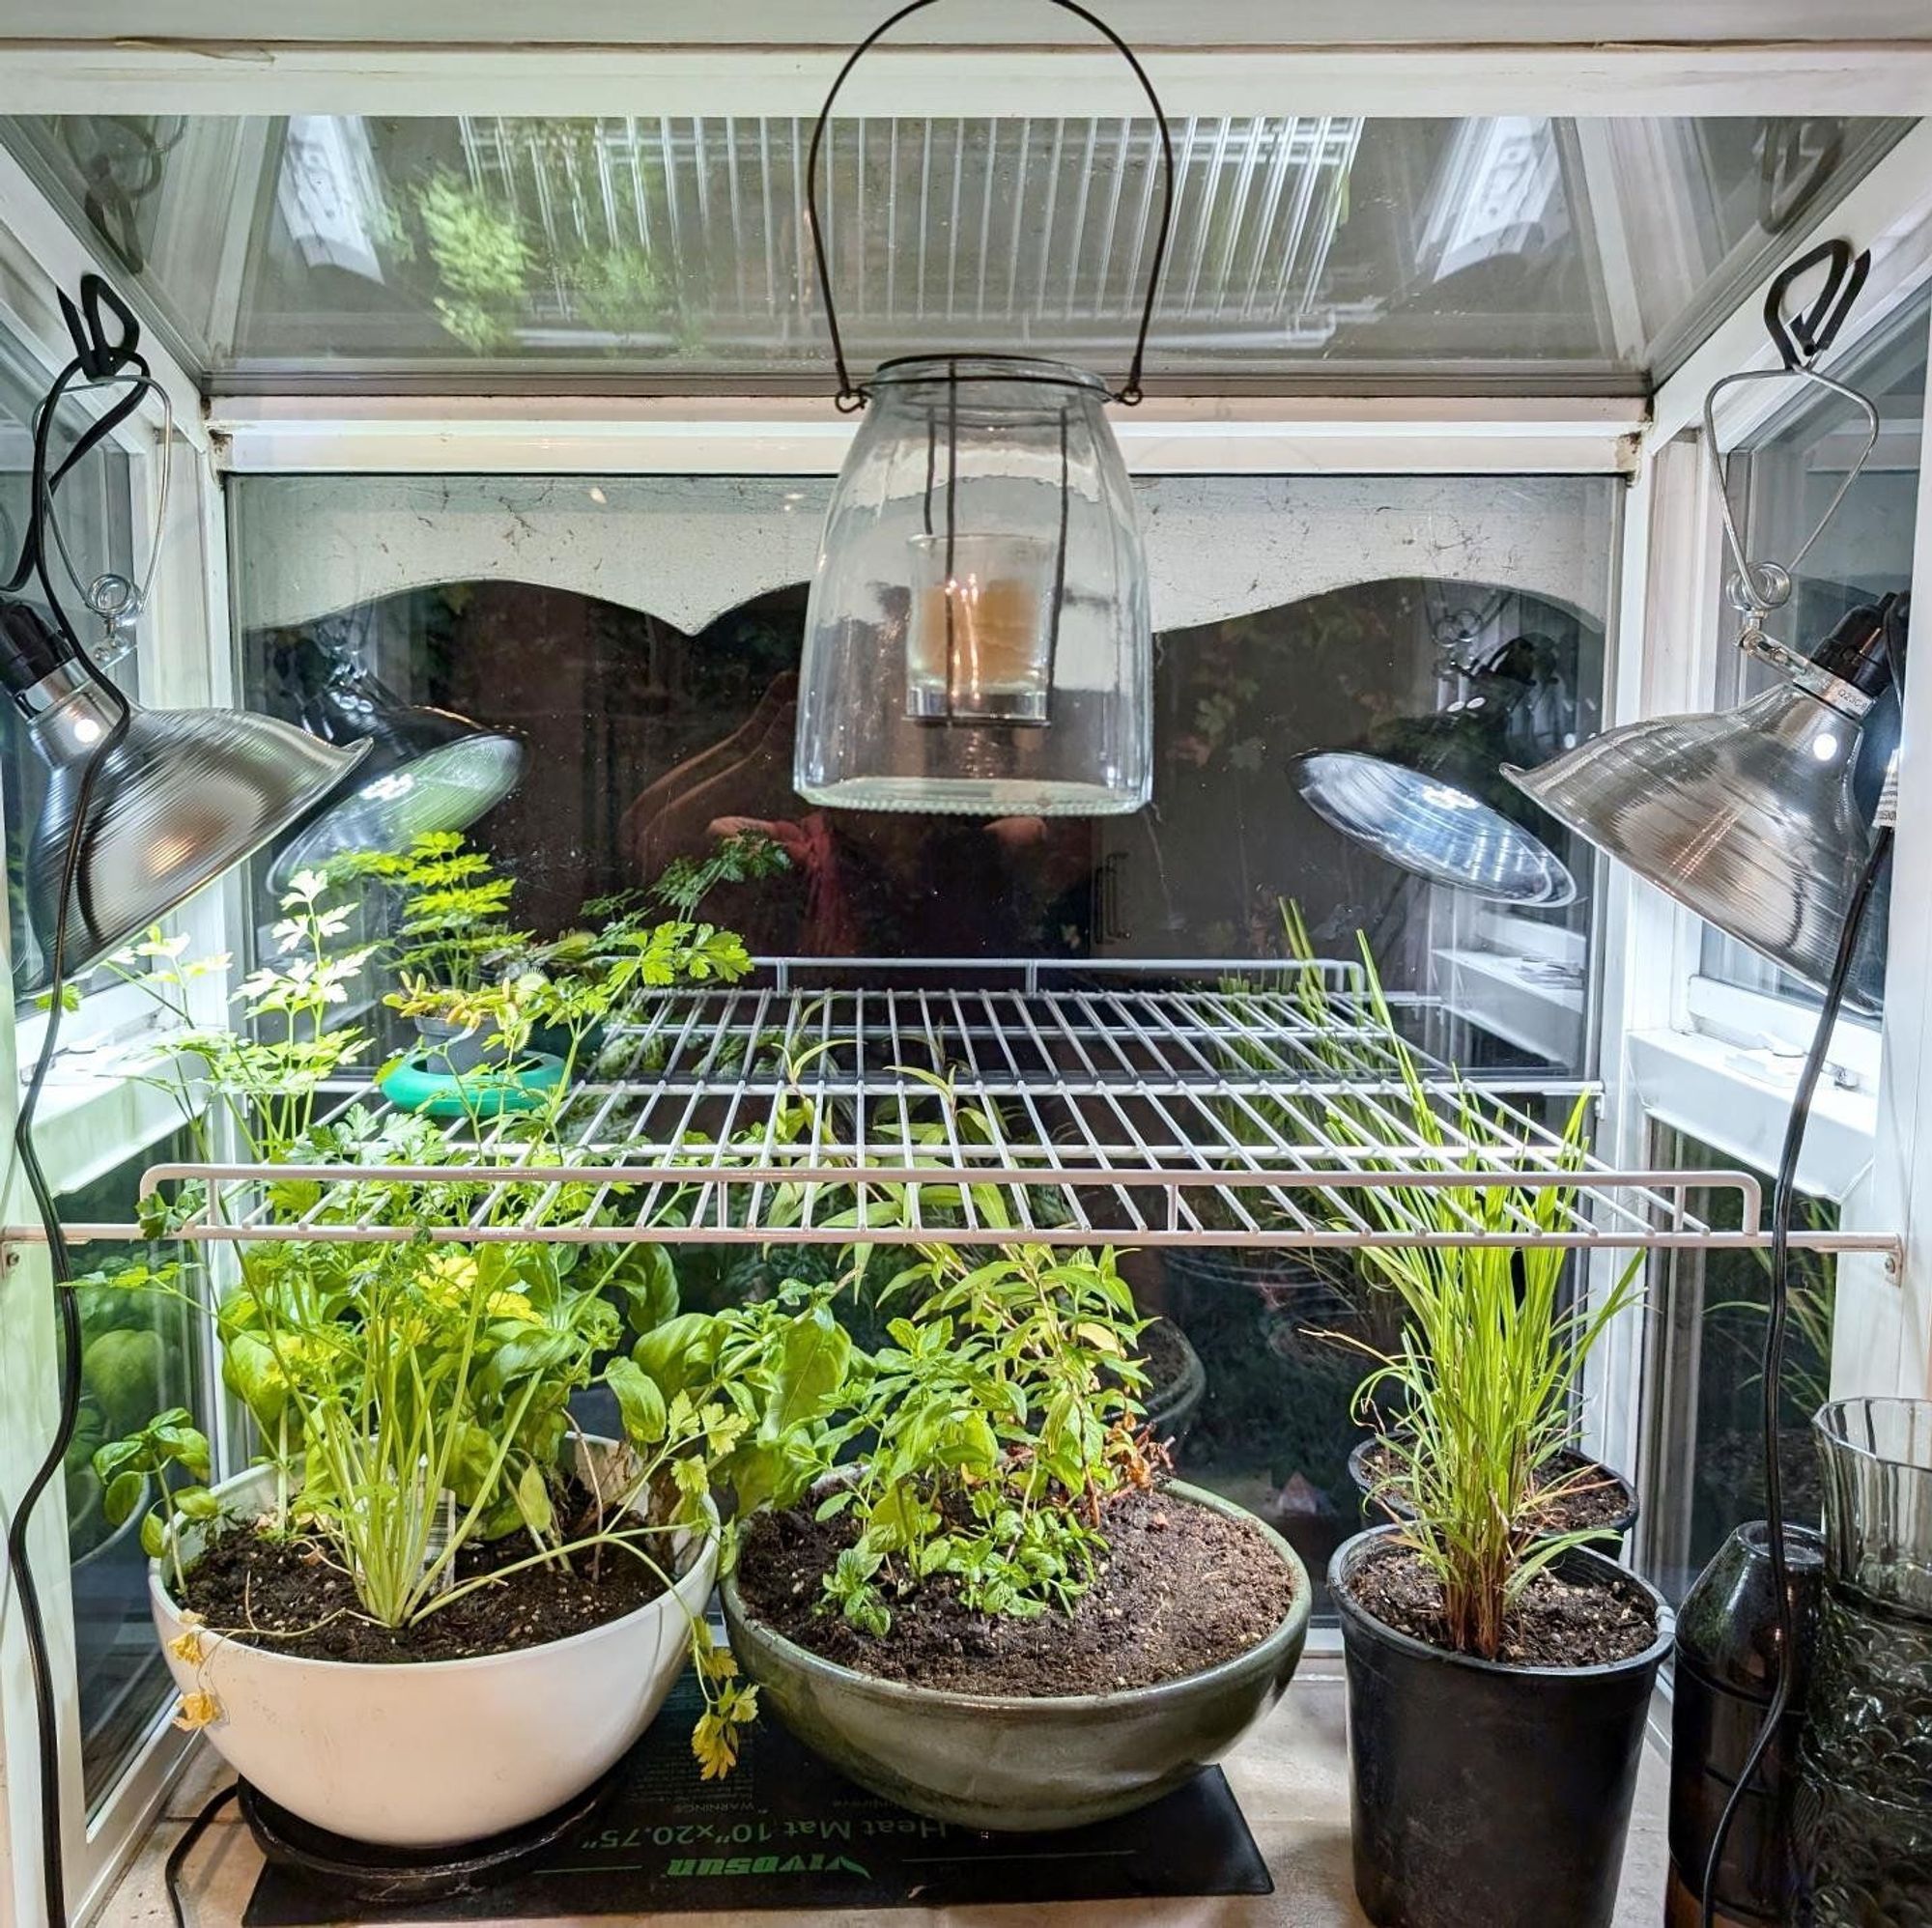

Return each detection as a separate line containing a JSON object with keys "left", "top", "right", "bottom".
{"left": 794, "top": 354, "right": 1151, "bottom": 816}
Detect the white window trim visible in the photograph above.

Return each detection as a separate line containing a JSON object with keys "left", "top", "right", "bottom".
{"left": 0, "top": 162, "right": 232, "bottom": 1928}
{"left": 1684, "top": 974, "right": 1884, "bottom": 1091}
{"left": 2, "top": 31, "right": 1930, "bottom": 122}
{"left": 209, "top": 393, "right": 1646, "bottom": 480}
{"left": 1653, "top": 115, "right": 1932, "bottom": 449}
{"left": 1584, "top": 128, "right": 1932, "bottom": 1513}
{"left": 1628, "top": 1026, "right": 1877, "bottom": 1203}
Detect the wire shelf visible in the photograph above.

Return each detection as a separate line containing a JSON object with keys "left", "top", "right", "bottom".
{"left": 7, "top": 961, "right": 1893, "bottom": 1262}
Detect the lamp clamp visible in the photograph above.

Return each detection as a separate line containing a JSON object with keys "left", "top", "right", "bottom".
{"left": 1704, "top": 238, "right": 1878, "bottom": 634}
{"left": 1739, "top": 623, "right": 1875, "bottom": 720}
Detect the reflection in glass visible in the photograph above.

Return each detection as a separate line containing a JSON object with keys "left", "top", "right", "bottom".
{"left": 1291, "top": 631, "right": 1581, "bottom": 906}
{"left": 1640, "top": 1131, "right": 1838, "bottom": 1614}
{"left": 61, "top": 1134, "right": 200, "bottom": 1812}
{"left": 233, "top": 469, "right": 1614, "bottom": 1617}
{"left": 0, "top": 114, "right": 1910, "bottom": 387}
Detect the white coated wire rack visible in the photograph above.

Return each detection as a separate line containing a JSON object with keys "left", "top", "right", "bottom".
{"left": 6, "top": 961, "right": 1898, "bottom": 1262}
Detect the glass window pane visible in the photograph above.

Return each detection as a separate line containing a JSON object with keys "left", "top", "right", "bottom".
{"left": 1697, "top": 289, "right": 1926, "bottom": 1011}
{"left": 1, "top": 113, "right": 1911, "bottom": 391}
{"left": 59, "top": 1132, "right": 201, "bottom": 1812}
{"left": 232, "top": 468, "right": 1616, "bottom": 1621}
{"left": 1637, "top": 1128, "right": 1836, "bottom": 1612}
{"left": 231, "top": 469, "right": 1611, "bottom": 1058}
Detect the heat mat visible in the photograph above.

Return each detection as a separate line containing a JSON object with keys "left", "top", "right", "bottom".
{"left": 242, "top": 1672, "right": 1273, "bottom": 1922}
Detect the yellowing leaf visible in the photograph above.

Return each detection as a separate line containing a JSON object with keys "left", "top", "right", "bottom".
{"left": 166, "top": 1628, "right": 208, "bottom": 1666}
{"left": 172, "top": 1690, "right": 222, "bottom": 1732}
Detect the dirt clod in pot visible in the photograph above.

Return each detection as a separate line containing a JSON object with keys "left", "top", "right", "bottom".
{"left": 735, "top": 1483, "right": 1297, "bottom": 1696}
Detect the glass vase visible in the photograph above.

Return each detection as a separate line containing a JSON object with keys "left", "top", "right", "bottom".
{"left": 794, "top": 354, "right": 1151, "bottom": 816}
{"left": 1796, "top": 1398, "right": 1932, "bottom": 1923}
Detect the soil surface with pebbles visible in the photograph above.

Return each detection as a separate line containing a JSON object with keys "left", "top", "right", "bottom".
{"left": 734, "top": 1482, "right": 1300, "bottom": 1696}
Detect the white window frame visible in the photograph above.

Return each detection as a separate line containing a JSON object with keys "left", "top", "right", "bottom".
{"left": 1584, "top": 120, "right": 1932, "bottom": 1511}
{"left": 0, "top": 42, "right": 1925, "bottom": 1919}
{"left": 0, "top": 145, "right": 236, "bottom": 1928}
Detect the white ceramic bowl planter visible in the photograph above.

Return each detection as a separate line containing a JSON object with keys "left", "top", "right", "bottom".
{"left": 150, "top": 1442, "right": 717, "bottom": 1848}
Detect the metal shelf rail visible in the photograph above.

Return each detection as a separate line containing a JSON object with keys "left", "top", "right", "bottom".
{"left": 4, "top": 962, "right": 1901, "bottom": 1261}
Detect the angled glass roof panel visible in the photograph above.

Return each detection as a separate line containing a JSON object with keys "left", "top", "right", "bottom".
{"left": 0, "top": 112, "right": 1913, "bottom": 394}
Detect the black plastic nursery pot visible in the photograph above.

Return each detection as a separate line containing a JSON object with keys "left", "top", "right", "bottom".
{"left": 1346, "top": 1435, "right": 1640, "bottom": 1554}
{"left": 1330, "top": 1526, "right": 1672, "bottom": 1928}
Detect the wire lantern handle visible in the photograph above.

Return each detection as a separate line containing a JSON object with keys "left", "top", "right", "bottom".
{"left": 803, "top": 0, "right": 1177, "bottom": 411}
{"left": 1702, "top": 239, "right": 1878, "bottom": 622}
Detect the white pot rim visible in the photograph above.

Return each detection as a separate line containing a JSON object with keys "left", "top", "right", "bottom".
{"left": 153, "top": 1440, "right": 716, "bottom": 1678}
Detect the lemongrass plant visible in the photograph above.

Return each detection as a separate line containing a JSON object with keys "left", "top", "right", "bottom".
{"left": 1272, "top": 906, "right": 1641, "bottom": 1658}
{"left": 1345, "top": 1093, "right": 1640, "bottom": 1659}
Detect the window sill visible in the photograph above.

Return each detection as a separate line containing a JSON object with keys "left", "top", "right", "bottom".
{"left": 14, "top": 1046, "right": 198, "bottom": 1200}
{"left": 1435, "top": 946, "right": 1585, "bottom": 1065}
{"left": 97, "top": 1668, "right": 1672, "bottom": 1928}
{"left": 1628, "top": 1026, "right": 1877, "bottom": 1203}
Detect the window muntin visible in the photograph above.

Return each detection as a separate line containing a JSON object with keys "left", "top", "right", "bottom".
{"left": 1, "top": 114, "right": 1912, "bottom": 390}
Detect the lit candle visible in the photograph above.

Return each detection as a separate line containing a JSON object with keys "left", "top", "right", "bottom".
{"left": 906, "top": 533, "right": 1055, "bottom": 723}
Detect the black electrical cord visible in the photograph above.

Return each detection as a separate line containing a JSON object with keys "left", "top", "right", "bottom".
{"left": 163, "top": 1783, "right": 237, "bottom": 1928}
{"left": 6, "top": 680, "right": 128, "bottom": 1928}
{"left": 3, "top": 291, "right": 145, "bottom": 1928}
{"left": 1698, "top": 820, "right": 1894, "bottom": 1927}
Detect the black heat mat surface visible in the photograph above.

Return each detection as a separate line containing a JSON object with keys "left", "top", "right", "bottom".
{"left": 242, "top": 1673, "right": 1272, "bottom": 1921}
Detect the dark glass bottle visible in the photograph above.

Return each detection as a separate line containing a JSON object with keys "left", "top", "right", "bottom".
{"left": 1667, "top": 1520, "right": 1826, "bottom": 1927}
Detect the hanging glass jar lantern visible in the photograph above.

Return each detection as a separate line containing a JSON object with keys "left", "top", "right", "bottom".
{"left": 793, "top": 0, "right": 1173, "bottom": 816}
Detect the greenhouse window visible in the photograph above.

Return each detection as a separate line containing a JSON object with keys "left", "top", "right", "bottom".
{"left": 0, "top": 112, "right": 1912, "bottom": 394}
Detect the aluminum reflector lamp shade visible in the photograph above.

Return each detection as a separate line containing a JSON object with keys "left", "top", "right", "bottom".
{"left": 1288, "top": 645, "right": 1578, "bottom": 907}
{"left": 2, "top": 601, "right": 368, "bottom": 992}
{"left": 266, "top": 628, "right": 526, "bottom": 888}
{"left": 1504, "top": 603, "right": 1893, "bottom": 1012}
{"left": 269, "top": 704, "right": 525, "bottom": 889}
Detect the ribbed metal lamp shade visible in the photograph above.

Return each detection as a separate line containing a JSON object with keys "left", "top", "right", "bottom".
{"left": 20, "top": 669, "right": 366, "bottom": 991}
{"left": 1505, "top": 678, "right": 1885, "bottom": 1011}
{"left": 1289, "top": 675, "right": 1577, "bottom": 907}
{"left": 270, "top": 703, "right": 525, "bottom": 889}
{"left": 1291, "top": 715, "right": 1577, "bottom": 907}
